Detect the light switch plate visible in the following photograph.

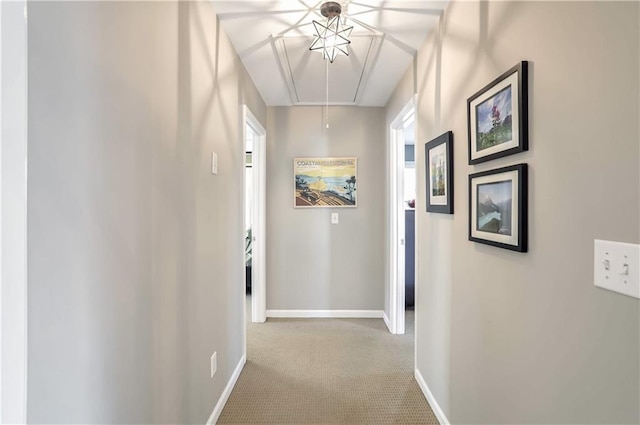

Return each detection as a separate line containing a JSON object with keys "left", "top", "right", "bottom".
{"left": 594, "top": 239, "right": 640, "bottom": 299}
{"left": 331, "top": 212, "right": 339, "bottom": 224}
{"left": 210, "top": 352, "right": 217, "bottom": 378}
{"left": 211, "top": 152, "right": 218, "bottom": 175}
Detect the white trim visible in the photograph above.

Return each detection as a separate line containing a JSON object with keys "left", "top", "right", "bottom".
{"left": 266, "top": 310, "right": 384, "bottom": 319}
{"left": 382, "top": 311, "right": 391, "bottom": 332}
{"left": 1, "top": 2, "right": 29, "bottom": 423}
{"left": 388, "top": 121, "right": 401, "bottom": 334}
{"left": 388, "top": 98, "right": 414, "bottom": 335}
{"left": 0, "top": 3, "right": 4, "bottom": 419}
{"left": 414, "top": 368, "right": 450, "bottom": 425}
{"left": 241, "top": 106, "right": 248, "bottom": 360}
{"left": 242, "top": 105, "right": 267, "bottom": 325}
{"left": 206, "top": 355, "right": 246, "bottom": 425}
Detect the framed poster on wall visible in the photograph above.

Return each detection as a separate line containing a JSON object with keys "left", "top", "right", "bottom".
{"left": 425, "top": 131, "right": 454, "bottom": 214}
{"left": 294, "top": 157, "right": 357, "bottom": 208}
{"left": 469, "top": 163, "right": 528, "bottom": 252}
{"left": 467, "top": 61, "right": 529, "bottom": 164}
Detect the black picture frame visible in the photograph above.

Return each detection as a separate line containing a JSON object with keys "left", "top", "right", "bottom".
{"left": 425, "top": 131, "right": 453, "bottom": 214}
{"left": 468, "top": 163, "right": 528, "bottom": 252}
{"left": 467, "top": 61, "right": 528, "bottom": 165}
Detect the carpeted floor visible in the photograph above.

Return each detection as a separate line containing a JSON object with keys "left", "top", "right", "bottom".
{"left": 217, "top": 300, "right": 438, "bottom": 424}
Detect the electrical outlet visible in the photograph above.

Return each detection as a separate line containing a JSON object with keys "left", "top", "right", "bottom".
{"left": 210, "top": 352, "right": 217, "bottom": 378}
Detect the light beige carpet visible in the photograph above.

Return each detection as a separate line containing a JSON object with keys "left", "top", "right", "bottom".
{"left": 217, "top": 302, "right": 438, "bottom": 425}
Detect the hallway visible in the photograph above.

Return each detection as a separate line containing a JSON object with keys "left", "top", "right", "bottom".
{"left": 3, "top": 2, "right": 638, "bottom": 424}
{"left": 218, "top": 307, "right": 435, "bottom": 424}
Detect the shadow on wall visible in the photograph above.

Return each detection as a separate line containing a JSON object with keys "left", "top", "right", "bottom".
{"left": 419, "top": 1, "right": 519, "bottom": 130}
{"left": 413, "top": 0, "right": 522, "bottom": 421}
{"left": 172, "top": 2, "right": 249, "bottom": 423}
{"left": 191, "top": 2, "right": 236, "bottom": 158}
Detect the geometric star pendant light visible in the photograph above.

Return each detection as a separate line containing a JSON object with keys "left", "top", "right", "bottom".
{"left": 309, "top": 2, "right": 353, "bottom": 63}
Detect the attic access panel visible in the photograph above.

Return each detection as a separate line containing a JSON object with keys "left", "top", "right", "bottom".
{"left": 278, "top": 36, "right": 379, "bottom": 105}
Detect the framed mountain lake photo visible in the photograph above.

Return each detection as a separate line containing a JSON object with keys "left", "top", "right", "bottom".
{"left": 467, "top": 61, "right": 528, "bottom": 164}
{"left": 469, "top": 163, "right": 528, "bottom": 252}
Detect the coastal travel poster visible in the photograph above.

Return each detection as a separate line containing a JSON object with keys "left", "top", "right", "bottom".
{"left": 294, "top": 157, "right": 357, "bottom": 208}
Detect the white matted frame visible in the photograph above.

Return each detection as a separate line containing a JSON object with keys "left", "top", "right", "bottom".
{"left": 469, "top": 163, "right": 528, "bottom": 252}
{"left": 425, "top": 131, "right": 453, "bottom": 214}
{"left": 467, "top": 61, "right": 528, "bottom": 165}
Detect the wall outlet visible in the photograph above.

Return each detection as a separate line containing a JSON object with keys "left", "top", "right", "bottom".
{"left": 210, "top": 352, "right": 217, "bottom": 378}
{"left": 331, "top": 212, "right": 339, "bottom": 224}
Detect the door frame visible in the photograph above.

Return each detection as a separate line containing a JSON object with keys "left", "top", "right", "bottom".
{"left": 1, "top": 2, "right": 29, "bottom": 422}
{"left": 388, "top": 98, "right": 415, "bottom": 335}
{"left": 242, "top": 105, "right": 266, "bottom": 326}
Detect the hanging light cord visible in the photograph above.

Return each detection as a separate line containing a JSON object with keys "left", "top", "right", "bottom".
{"left": 326, "top": 58, "right": 329, "bottom": 129}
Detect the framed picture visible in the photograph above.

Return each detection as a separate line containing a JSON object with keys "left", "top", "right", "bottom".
{"left": 469, "top": 163, "right": 528, "bottom": 252}
{"left": 467, "top": 61, "right": 528, "bottom": 164}
{"left": 425, "top": 131, "right": 453, "bottom": 214}
{"left": 294, "top": 157, "right": 357, "bottom": 208}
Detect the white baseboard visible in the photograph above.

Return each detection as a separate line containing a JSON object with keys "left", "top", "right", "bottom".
{"left": 414, "top": 368, "right": 450, "bottom": 425}
{"left": 383, "top": 311, "right": 392, "bottom": 332}
{"left": 206, "top": 355, "right": 246, "bottom": 425}
{"left": 266, "top": 310, "right": 384, "bottom": 319}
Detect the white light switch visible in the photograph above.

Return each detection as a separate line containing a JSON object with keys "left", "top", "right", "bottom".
{"left": 211, "top": 152, "right": 218, "bottom": 175}
{"left": 594, "top": 239, "right": 640, "bottom": 299}
{"left": 331, "top": 212, "right": 339, "bottom": 224}
{"left": 211, "top": 352, "right": 217, "bottom": 378}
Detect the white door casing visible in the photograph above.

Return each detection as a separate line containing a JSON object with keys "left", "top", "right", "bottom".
{"left": 388, "top": 98, "right": 415, "bottom": 335}
{"left": 1, "top": 2, "right": 29, "bottom": 423}
{"left": 242, "top": 106, "right": 266, "bottom": 325}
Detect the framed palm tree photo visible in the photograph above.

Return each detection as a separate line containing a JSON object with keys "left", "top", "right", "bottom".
{"left": 425, "top": 131, "right": 453, "bottom": 214}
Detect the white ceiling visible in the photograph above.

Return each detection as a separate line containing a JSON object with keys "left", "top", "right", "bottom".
{"left": 210, "top": 0, "right": 449, "bottom": 106}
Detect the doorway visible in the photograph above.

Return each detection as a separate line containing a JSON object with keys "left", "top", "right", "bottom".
{"left": 242, "top": 106, "right": 266, "bottom": 327}
{"left": 389, "top": 99, "right": 416, "bottom": 335}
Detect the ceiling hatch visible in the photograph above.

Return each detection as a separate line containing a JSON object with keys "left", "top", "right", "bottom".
{"left": 274, "top": 35, "right": 382, "bottom": 105}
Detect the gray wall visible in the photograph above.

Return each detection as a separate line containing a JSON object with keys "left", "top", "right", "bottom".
{"left": 266, "top": 106, "right": 385, "bottom": 311}
{"left": 27, "top": 2, "right": 265, "bottom": 423}
{"left": 397, "top": 1, "right": 640, "bottom": 423}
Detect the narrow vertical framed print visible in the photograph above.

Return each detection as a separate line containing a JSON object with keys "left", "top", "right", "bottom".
{"left": 469, "top": 163, "right": 528, "bottom": 252}
{"left": 425, "top": 131, "right": 453, "bottom": 214}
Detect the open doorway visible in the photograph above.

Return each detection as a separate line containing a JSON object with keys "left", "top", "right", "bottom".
{"left": 242, "top": 106, "right": 266, "bottom": 329}
{"left": 403, "top": 118, "right": 416, "bottom": 311}
{"left": 388, "top": 99, "right": 416, "bottom": 335}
